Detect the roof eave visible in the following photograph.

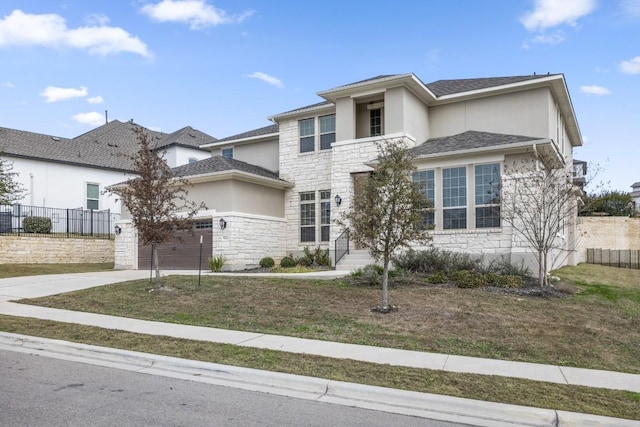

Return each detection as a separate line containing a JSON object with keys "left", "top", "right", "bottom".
{"left": 268, "top": 103, "right": 335, "bottom": 122}
{"left": 414, "top": 138, "right": 554, "bottom": 162}
{"left": 201, "top": 132, "right": 279, "bottom": 148}
{"left": 184, "top": 170, "right": 293, "bottom": 189}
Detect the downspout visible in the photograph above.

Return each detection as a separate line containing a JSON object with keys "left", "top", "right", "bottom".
{"left": 532, "top": 144, "right": 540, "bottom": 171}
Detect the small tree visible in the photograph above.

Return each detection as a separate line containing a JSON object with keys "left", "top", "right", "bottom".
{"left": 500, "top": 159, "right": 580, "bottom": 287}
{"left": 0, "top": 156, "right": 26, "bottom": 204}
{"left": 112, "top": 127, "right": 204, "bottom": 290}
{"left": 340, "top": 139, "right": 431, "bottom": 311}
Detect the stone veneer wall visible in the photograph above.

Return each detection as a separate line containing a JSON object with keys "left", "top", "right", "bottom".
{"left": 114, "top": 220, "right": 136, "bottom": 270}
{"left": 0, "top": 236, "right": 114, "bottom": 264}
{"left": 576, "top": 217, "right": 640, "bottom": 263}
{"left": 212, "top": 213, "right": 287, "bottom": 270}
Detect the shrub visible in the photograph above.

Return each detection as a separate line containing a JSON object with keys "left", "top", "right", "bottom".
{"left": 356, "top": 264, "right": 383, "bottom": 286}
{"left": 208, "top": 254, "right": 226, "bottom": 272}
{"left": 313, "top": 247, "right": 332, "bottom": 267}
{"left": 280, "top": 256, "right": 296, "bottom": 268}
{"left": 492, "top": 274, "right": 524, "bottom": 288}
{"left": 427, "top": 271, "right": 449, "bottom": 284}
{"left": 259, "top": 257, "right": 275, "bottom": 268}
{"left": 393, "top": 248, "right": 482, "bottom": 275}
{"left": 486, "top": 256, "right": 532, "bottom": 279}
{"left": 451, "top": 270, "right": 486, "bottom": 288}
{"left": 23, "top": 216, "right": 52, "bottom": 233}
{"left": 296, "top": 256, "right": 312, "bottom": 267}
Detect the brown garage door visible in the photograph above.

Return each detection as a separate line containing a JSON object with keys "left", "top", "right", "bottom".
{"left": 138, "top": 224, "right": 213, "bottom": 270}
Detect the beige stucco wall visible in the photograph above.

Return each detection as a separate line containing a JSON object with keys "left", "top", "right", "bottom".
{"left": 576, "top": 217, "right": 640, "bottom": 263}
{"left": 0, "top": 236, "right": 114, "bottom": 264}
{"left": 429, "top": 88, "right": 551, "bottom": 139}
{"left": 210, "top": 139, "right": 279, "bottom": 173}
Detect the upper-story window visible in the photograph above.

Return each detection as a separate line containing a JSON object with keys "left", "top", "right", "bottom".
{"left": 319, "top": 115, "right": 336, "bottom": 150}
{"left": 221, "top": 147, "right": 233, "bottom": 159}
{"left": 370, "top": 109, "right": 382, "bottom": 136}
{"left": 188, "top": 157, "right": 198, "bottom": 164}
{"left": 299, "top": 118, "right": 315, "bottom": 153}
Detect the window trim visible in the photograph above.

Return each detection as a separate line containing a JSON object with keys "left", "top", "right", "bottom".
{"left": 320, "top": 190, "right": 331, "bottom": 242}
{"left": 300, "top": 191, "right": 316, "bottom": 242}
{"left": 319, "top": 115, "right": 336, "bottom": 150}
{"left": 370, "top": 108, "right": 383, "bottom": 137}
{"left": 442, "top": 166, "right": 467, "bottom": 230}
{"left": 221, "top": 147, "right": 234, "bottom": 159}
{"left": 474, "top": 163, "right": 501, "bottom": 229}
{"left": 86, "top": 182, "right": 100, "bottom": 211}
{"left": 299, "top": 118, "right": 316, "bottom": 153}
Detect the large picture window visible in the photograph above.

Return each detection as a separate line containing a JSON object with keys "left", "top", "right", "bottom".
{"left": 300, "top": 192, "right": 316, "bottom": 242}
{"left": 319, "top": 115, "right": 335, "bottom": 150}
{"left": 412, "top": 170, "right": 435, "bottom": 228}
{"left": 299, "top": 118, "right": 315, "bottom": 153}
{"left": 443, "top": 167, "right": 466, "bottom": 229}
{"left": 475, "top": 163, "right": 501, "bottom": 228}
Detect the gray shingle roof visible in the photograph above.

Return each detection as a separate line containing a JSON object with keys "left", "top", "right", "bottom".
{"left": 1, "top": 120, "right": 216, "bottom": 172}
{"left": 426, "top": 74, "right": 560, "bottom": 97}
{"left": 216, "top": 124, "right": 279, "bottom": 143}
{"left": 412, "top": 131, "right": 541, "bottom": 157}
{"left": 171, "top": 155, "right": 285, "bottom": 182}
{"left": 271, "top": 101, "right": 333, "bottom": 119}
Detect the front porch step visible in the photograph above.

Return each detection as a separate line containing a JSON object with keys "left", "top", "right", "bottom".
{"left": 335, "top": 249, "right": 376, "bottom": 271}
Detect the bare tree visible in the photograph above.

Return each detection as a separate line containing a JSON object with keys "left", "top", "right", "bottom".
{"left": 0, "top": 156, "right": 26, "bottom": 204}
{"left": 340, "top": 139, "right": 431, "bottom": 311}
{"left": 112, "top": 127, "right": 204, "bottom": 290}
{"left": 500, "top": 159, "right": 581, "bottom": 287}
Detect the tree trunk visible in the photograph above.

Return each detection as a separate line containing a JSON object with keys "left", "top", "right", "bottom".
{"left": 538, "top": 249, "right": 545, "bottom": 287}
{"left": 152, "top": 241, "right": 161, "bottom": 290}
{"left": 382, "top": 257, "right": 390, "bottom": 310}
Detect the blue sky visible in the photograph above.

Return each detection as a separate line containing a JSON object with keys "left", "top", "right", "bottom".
{"left": 0, "top": 0, "right": 638, "bottom": 192}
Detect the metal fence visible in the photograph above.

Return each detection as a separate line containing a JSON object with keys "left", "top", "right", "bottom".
{"left": 586, "top": 248, "right": 640, "bottom": 269}
{"left": 0, "top": 204, "right": 119, "bottom": 239}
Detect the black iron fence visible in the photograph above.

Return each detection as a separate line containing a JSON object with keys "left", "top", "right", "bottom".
{"left": 586, "top": 248, "right": 640, "bottom": 270}
{"left": 0, "top": 204, "right": 119, "bottom": 239}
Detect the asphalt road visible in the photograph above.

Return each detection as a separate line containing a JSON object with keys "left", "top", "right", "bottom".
{"left": 0, "top": 349, "right": 466, "bottom": 427}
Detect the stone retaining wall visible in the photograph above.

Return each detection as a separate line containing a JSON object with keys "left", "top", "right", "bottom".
{"left": 576, "top": 216, "right": 640, "bottom": 263}
{"left": 0, "top": 236, "right": 114, "bottom": 264}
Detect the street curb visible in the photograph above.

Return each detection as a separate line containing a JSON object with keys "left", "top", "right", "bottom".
{"left": 0, "top": 332, "right": 638, "bottom": 427}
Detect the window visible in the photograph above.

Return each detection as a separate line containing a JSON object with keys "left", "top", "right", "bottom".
{"left": 86, "top": 183, "right": 99, "bottom": 210}
{"left": 221, "top": 148, "right": 233, "bottom": 159}
{"left": 475, "top": 163, "right": 501, "bottom": 228}
{"left": 370, "top": 109, "right": 382, "bottom": 136}
{"left": 412, "top": 170, "right": 435, "bottom": 228}
{"left": 319, "top": 115, "right": 336, "bottom": 150}
{"left": 320, "top": 190, "right": 331, "bottom": 241}
{"left": 188, "top": 157, "right": 198, "bottom": 164}
{"left": 300, "top": 192, "right": 316, "bottom": 242}
{"left": 299, "top": 118, "right": 315, "bottom": 153}
{"left": 443, "top": 167, "right": 466, "bottom": 229}
{"left": 195, "top": 219, "right": 213, "bottom": 229}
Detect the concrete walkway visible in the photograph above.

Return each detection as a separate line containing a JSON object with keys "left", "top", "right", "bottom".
{"left": 0, "top": 270, "right": 639, "bottom": 426}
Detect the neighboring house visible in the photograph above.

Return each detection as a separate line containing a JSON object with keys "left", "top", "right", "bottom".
{"left": 116, "top": 72, "right": 582, "bottom": 272}
{"left": 0, "top": 119, "right": 214, "bottom": 214}
{"left": 631, "top": 182, "right": 640, "bottom": 213}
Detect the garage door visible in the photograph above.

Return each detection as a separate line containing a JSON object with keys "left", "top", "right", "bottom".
{"left": 138, "top": 221, "right": 213, "bottom": 270}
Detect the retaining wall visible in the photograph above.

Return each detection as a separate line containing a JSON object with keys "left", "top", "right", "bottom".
{"left": 0, "top": 236, "right": 114, "bottom": 264}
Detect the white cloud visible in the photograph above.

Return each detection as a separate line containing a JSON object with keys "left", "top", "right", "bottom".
{"left": 40, "top": 86, "right": 88, "bottom": 103}
{"left": 73, "top": 112, "right": 105, "bottom": 126}
{"left": 580, "top": 85, "right": 612, "bottom": 95}
{"left": 621, "top": 0, "right": 640, "bottom": 17}
{"left": 531, "top": 31, "right": 566, "bottom": 44}
{"left": 87, "top": 96, "right": 104, "bottom": 104}
{"left": 0, "top": 9, "right": 151, "bottom": 58}
{"left": 2, "top": 81, "right": 15, "bottom": 88}
{"left": 620, "top": 56, "right": 640, "bottom": 74}
{"left": 141, "top": 0, "right": 253, "bottom": 30}
{"left": 246, "top": 72, "right": 284, "bottom": 89}
{"left": 521, "top": 0, "right": 596, "bottom": 31}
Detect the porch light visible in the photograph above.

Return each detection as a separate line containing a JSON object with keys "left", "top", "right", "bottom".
{"left": 219, "top": 218, "right": 227, "bottom": 230}
{"left": 334, "top": 194, "right": 342, "bottom": 207}
{"left": 114, "top": 225, "right": 122, "bottom": 235}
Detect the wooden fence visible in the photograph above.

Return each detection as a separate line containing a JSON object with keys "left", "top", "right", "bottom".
{"left": 586, "top": 248, "right": 640, "bottom": 269}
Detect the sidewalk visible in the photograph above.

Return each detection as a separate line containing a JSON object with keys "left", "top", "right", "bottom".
{"left": 0, "top": 270, "right": 639, "bottom": 426}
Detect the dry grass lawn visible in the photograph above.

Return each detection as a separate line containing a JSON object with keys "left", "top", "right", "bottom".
{"left": 18, "top": 264, "right": 640, "bottom": 374}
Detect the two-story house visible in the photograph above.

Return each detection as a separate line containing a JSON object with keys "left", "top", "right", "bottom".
{"left": 114, "top": 72, "right": 583, "bottom": 274}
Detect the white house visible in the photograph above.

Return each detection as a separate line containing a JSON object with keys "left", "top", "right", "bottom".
{"left": 113, "top": 72, "right": 583, "bottom": 273}
{"left": 0, "top": 120, "right": 214, "bottom": 214}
